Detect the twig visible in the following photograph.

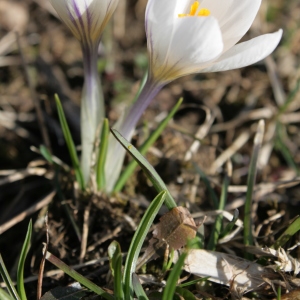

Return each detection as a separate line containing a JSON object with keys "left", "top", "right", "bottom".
{"left": 80, "top": 201, "right": 92, "bottom": 263}
{"left": 37, "top": 214, "right": 49, "bottom": 300}
{"left": 0, "top": 190, "right": 55, "bottom": 234}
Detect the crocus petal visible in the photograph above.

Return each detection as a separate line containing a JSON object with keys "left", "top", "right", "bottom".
{"left": 147, "top": 15, "right": 223, "bottom": 82}
{"left": 50, "top": 0, "right": 118, "bottom": 45}
{"left": 200, "top": 29, "right": 282, "bottom": 73}
{"left": 201, "top": 0, "right": 261, "bottom": 52}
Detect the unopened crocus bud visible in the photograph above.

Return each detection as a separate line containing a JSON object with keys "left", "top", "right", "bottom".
{"left": 50, "top": 0, "right": 119, "bottom": 185}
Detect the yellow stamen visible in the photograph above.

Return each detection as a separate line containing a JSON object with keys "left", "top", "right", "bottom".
{"left": 178, "top": 1, "right": 210, "bottom": 18}
{"left": 198, "top": 8, "right": 210, "bottom": 16}
{"left": 189, "top": 1, "right": 199, "bottom": 16}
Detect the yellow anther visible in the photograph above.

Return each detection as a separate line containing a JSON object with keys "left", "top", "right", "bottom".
{"left": 198, "top": 8, "right": 210, "bottom": 16}
{"left": 178, "top": 1, "right": 210, "bottom": 18}
{"left": 190, "top": 1, "right": 199, "bottom": 16}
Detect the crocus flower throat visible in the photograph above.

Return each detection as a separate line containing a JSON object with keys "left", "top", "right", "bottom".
{"left": 178, "top": 1, "right": 210, "bottom": 17}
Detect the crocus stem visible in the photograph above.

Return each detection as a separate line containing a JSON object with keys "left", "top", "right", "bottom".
{"left": 80, "top": 44, "right": 105, "bottom": 185}
{"left": 105, "top": 78, "right": 163, "bottom": 192}
{"left": 121, "top": 79, "right": 162, "bottom": 140}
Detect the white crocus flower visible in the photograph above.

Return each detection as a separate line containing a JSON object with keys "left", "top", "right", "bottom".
{"left": 146, "top": 0, "right": 282, "bottom": 83}
{"left": 50, "top": 0, "right": 118, "bottom": 46}
{"left": 106, "top": 0, "right": 282, "bottom": 192}
{"left": 50, "top": 0, "right": 119, "bottom": 186}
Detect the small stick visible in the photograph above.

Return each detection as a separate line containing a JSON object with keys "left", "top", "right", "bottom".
{"left": 37, "top": 214, "right": 49, "bottom": 300}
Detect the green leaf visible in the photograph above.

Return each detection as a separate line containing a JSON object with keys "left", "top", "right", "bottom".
{"left": 111, "top": 129, "right": 176, "bottom": 210}
{"left": 108, "top": 241, "right": 124, "bottom": 300}
{"left": 17, "top": 220, "right": 32, "bottom": 300}
{"left": 96, "top": 118, "right": 109, "bottom": 190}
{"left": 219, "top": 209, "right": 239, "bottom": 239}
{"left": 0, "top": 254, "right": 20, "bottom": 300}
{"left": 207, "top": 172, "right": 230, "bottom": 251}
{"left": 113, "top": 98, "right": 183, "bottom": 192}
{"left": 178, "top": 277, "right": 210, "bottom": 288}
{"left": 55, "top": 94, "right": 85, "bottom": 190}
{"left": 0, "top": 288, "right": 15, "bottom": 300}
{"left": 175, "top": 287, "right": 196, "bottom": 300}
{"left": 45, "top": 252, "right": 113, "bottom": 300}
{"left": 162, "top": 251, "right": 187, "bottom": 300}
{"left": 244, "top": 120, "right": 265, "bottom": 260}
{"left": 273, "top": 216, "right": 300, "bottom": 249}
{"left": 40, "top": 283, "right": 88, "bottom": 300}
{"left": 123, "top": 191, "right": 166, "bottom": 299}
{"left": 132, "top": 274, "right": 149, "bottom": 300}
{"left": 39, "top": 145, "right": 53, "bottom": 164}
{"left": 192, "top": 163, "right": 219, "bottom": 209}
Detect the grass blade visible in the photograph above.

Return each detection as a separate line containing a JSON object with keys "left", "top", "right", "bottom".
{"left": 0, "top": 288, "right": 15, "bottom": 300}
{"left": 273, "top": 216, "right": 300, "bottom": 249}
{"left": 111, "top": 129, "right": 176, "bottom": 210}
{"left": 0, "top": 255, "right": 20, "bottom": 300}
{"left": 17, "top": 220, "right": 32, "bottom": 300}
{"left": 113, "top": 98, "right": 183, "bottom": 192}
{"left": 39, "top": 145, "right": 53, "bottom": 164}
{"left": 162, "top": 251, "right": 187, "bottom": 300}
{"left": 123, "top": 191, "right": 166, "bottom": 299}
{"left": 207, "top": 172, "right": 230, "bottom": 250}
{"left": 244, "top": 120, "right": 265, "bottom": 259}
{"left": 55, "top": 94, "right": 85, "bottom": 190}
{"left": 275, "top": 123, "right": 300, "bottom": 174}
{"left": 132, "top": 274, "right": 149, "bottom": 300}
{"left": 192, "top": 163, "right": 219, "bottom": 209}
{"left": 45, "top": 251, "right": 114, "bottom": 300}
{"left": 178, "top": 277, "right": 210, "bottom": 288}
{"left": 96, "top": 118, "right": 109, "bottom": 190}
{"left": 108, "top": 241, "right": 124, "bottom": 300}
{"left": 219, "top": 209, "right": 239, "bottom": 239}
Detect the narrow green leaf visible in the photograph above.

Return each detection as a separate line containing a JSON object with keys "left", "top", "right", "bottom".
{"left": 113, "top": 98, "right": 183, "bottom": 192}
{"left": 96, "top": 118, "right": 109, "bottom": 190}
{"left": 17, "top": 220, "right": 32, "bottom": 300}
{"left": 178, "top": 277, "right": 210, "bottom": 288}
{"left": 39, "top": 145, "right": 53, "bottom": 164}
{"left": 132, "top": 274, "right": 149, "bottom": 300}
{"left": 45, "top": 252, "right": 114, "bottom": 300}
{"left": 111, "top": 130, "right": 176, "bottom": 210}
{"left": 273, "top": 216, "right": 300, "bottom": 249}
{"left": 123, "top": 191, "right": 166, "bottom": 299}
{"left": 278, "top": 79, "right": 300, "bottom": 115}
{"left": 40, "top": 284, "right": 88, "bottom": 300}
{"left": 0, "top": 255, "right": 20, "bottom": 300}
{"left": 192, "top": 163, "right": 219, "bottom": 209}
{"left": 244, "top": 120, "right": 265, "bottom": 259}
{"left": 220, "top": 209, "right": 239, "bottom": 239}
{"left": 277, "top": 285, "right": 281, "bottom": 300}
{"left": 162, "top": 252, "right": 187, "bottom": 300}
{"left": 175, "top": 287, "right": 196, "bottom": 300}
{"left": 0, "top": 288, "right": 15, "bottom": 300}
{"left": 275, "top": 123, "right": 300, "bottom": 174}
{"left": 55, "top": 94, "right": 85, "bottom": 190}
{"left": 108, "top": 241, "right": 124, "bottom": 300}
{"left": 207, "top": 173, "right": 230, "bottom": 250}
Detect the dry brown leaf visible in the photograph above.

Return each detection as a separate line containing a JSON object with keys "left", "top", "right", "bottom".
{"left": 136, "top": 206, "right": 197, "bottom": 270}
{"left": 153, "top": 206, "right": 197, "bottom": 250}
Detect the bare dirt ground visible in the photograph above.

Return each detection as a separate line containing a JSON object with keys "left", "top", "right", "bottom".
{"left": 0, "top": 0, "right": 300, "bottom": 299}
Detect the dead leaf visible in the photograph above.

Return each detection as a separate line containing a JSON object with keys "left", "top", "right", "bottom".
{"left": 136, "top": 206, "right": 197, "bottom": 270}
{"left": 153, "top": 206, "right": 197, "bottom": 250}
